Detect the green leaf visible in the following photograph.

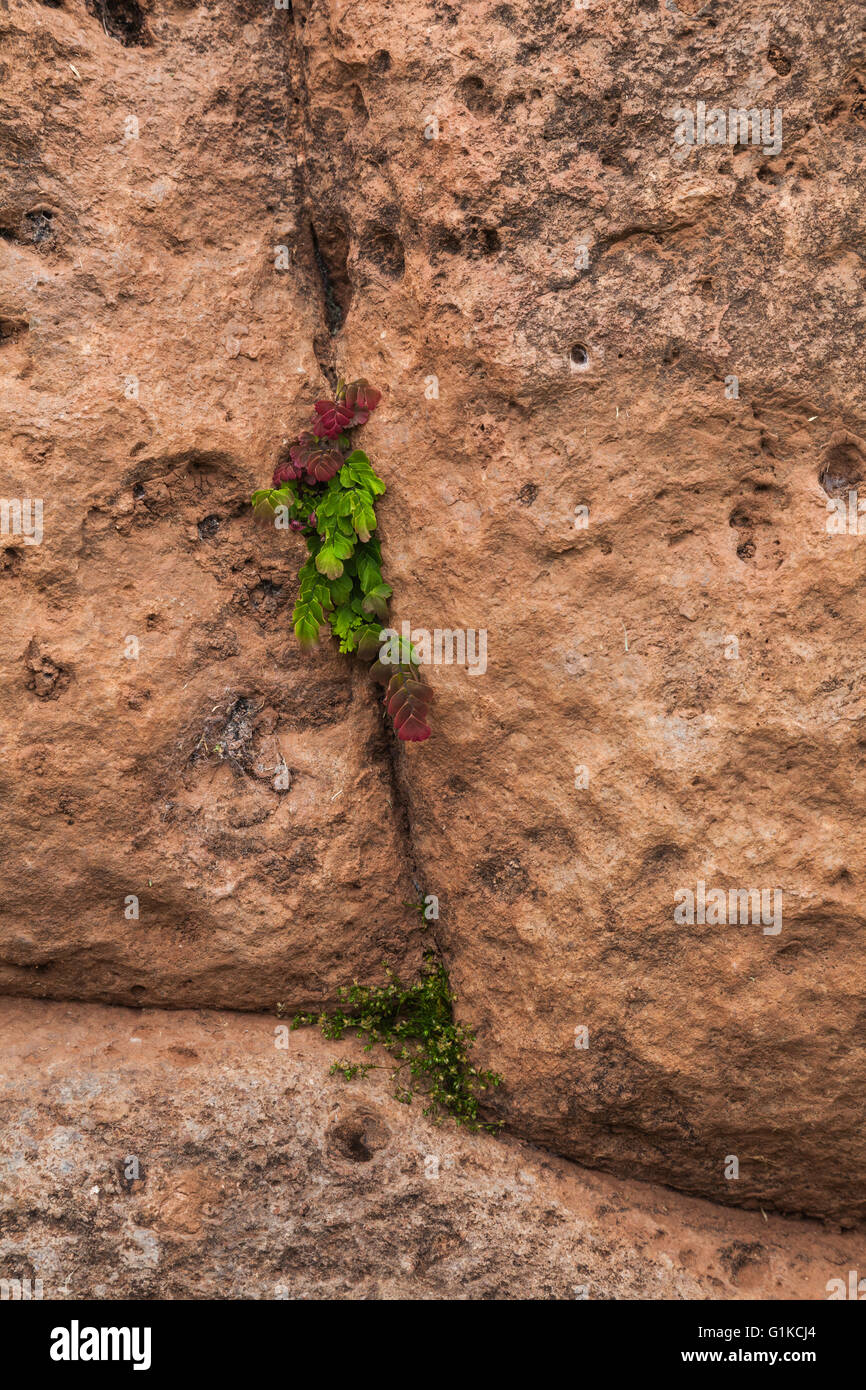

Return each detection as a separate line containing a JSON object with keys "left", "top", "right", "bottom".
{"left": 361, "top": 582, "right": 392, "bottom": 621}
{"left": 294, "top": 614, "right": 321, "bottom": 647}
{"left": 331, "top": 531, "right": 355, "bottom": 560}
{"left": 315, "top": 545, "right": 344, "bottom": 580}
{"left": 315, "top": 493, "right": 337, "bottom": 521}
{"left": 328, "top": 573, "right": 353, "bottom": 606}
{"left": 351, "top": 466, "right": 386, "bottom": 497}
{"left": 331, "top": 605, "right": 360, "bottom": 640}
{"left": 342, "top": 452, "right": 385, "bottom": 496}
{"left": 356, "top": 556, "right": 382, "bottom": 596}
{"left": 292, "top": 597, "right": 324, "bottom": 649}
{"left": 252, "top": 485, "right": 296, "bottom": 523}
{"left": 350, "top": 493, "right": 377, "bottom": 541}
{"left": 356, "top": 624, "right": 384, "bottom": 660}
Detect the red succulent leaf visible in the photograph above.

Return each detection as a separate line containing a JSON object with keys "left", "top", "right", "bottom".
{"left": 312, "top": 399, "right": 354, "bottom": 439}
{"left": 395, "top": 711, "right": 432, "bottom": 742}
{"left": 272, "top": 460, "right": 295, "bottom": 486}
{"left": 288, "top": 432, "right": 318, "bottom": 478}
{"left": 387, "top": 687, "right": 409, "bottom": 718}
{"left": 345, "top": 380, "right": 381, "bottom": 413}
{"left": 344, "top": 379, "right": 382, "bottom": 428}
{"left": 404, "top": 679, "right": 433, "bottom": 703}
{"left": 383, "top": 666, "right": 432, "bottom": 741}
{"left": 305, "top": 447, "right": 343, "bottom": 484}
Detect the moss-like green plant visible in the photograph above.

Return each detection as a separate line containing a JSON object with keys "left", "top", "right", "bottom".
{"left": 285, "top": 955, "right": 503, "bottom": 1131}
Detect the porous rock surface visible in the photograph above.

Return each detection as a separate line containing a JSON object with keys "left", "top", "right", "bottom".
{"left": 0, "top": 0, "right": 427, "bottom": 1011}
{"left": 0, "top": 997, "right": 860, "bottom": 1300}
{"left": 0, "top": 0, "right": 864, "bottom": 1252}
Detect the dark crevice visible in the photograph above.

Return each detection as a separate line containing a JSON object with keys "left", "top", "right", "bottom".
{"left": 286, "top": 13, "right": 354, "bottom": 355}
{"left": 368, "top": 683, "right": 445, "bottom": 962}
{"left": 309, "top": 221, "right": 350, "bottom": 335}
{"left": 315, "top": 356, "right": 339, "bottom": 393}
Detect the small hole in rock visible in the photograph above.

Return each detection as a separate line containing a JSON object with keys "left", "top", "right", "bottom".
{"left": 327, "top": 1112, "right": 390, "bottom": 1164}
{"left": 86, "top": 0, "right": 149, "bottom": 46}
{"left": 569, "top": 343, "right": 589, "bottom": 370}
{"left": 23, "top": 210, "right": 55, "bottom": 244}
{"left": 457, "top": 74, "right": 496, "bottom": 115}
{"left": 767, "top": 45, "right": 792, "bottom": 76}
{"left": 434, "top": 227, "right": 461, "bottom": 256}
{"left": 820, "top": 439, "right": 863, "bottom": 497}
{"left": 0, "top": 314, "right": 29, "bottom": 342}
{"left": 369, "top": 49, "right": 391, "bottom": 74}
{"left": 757, "top": 164, "right": 783, "bottom": 186}
{"left": 360, "top": 223, "right": 405, "bottom": 280}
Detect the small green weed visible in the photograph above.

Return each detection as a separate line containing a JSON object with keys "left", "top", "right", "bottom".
{"left": 286, "top": 955, "right": 503, "bottom": 1131}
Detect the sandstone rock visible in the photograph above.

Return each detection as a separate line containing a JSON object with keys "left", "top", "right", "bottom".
{"left": 319, "top": 0, "right": 866, "bottom": 1222}
{"left": 0, "top": 998, "right": 859, "bottom": 1299}
{"left": 0, "top": 0, "right": 864, "bottom": 1225}
{"left": 0, "top": 0, "right": 426, "bottom": 1011}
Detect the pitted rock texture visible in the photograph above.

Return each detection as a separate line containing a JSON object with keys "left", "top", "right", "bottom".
{"left": 0, "top": 0, "right": 426, "bottom": 1009}
{"left": 0, "top": 0, "right": 864, "bottom": 1225}
{"left": 0, "top": 998, "right": 860, "bottom": 1300}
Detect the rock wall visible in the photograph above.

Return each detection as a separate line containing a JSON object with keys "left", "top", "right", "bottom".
{"left": 0, "top": 997, "right": 860, "bottom": 1299}
{"left": 0, "top": 0, "right": 864, "bottom": 1239}
{"left": 0, "top": 0, "right": 427, "bottom": 1010}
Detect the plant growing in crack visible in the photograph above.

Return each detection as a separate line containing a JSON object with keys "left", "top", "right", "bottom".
{"left": 251, "top": 379, "right": 432, "bottom": 742}
{"left": 281, "top": 955, "right": 503, "bottom": 1131}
